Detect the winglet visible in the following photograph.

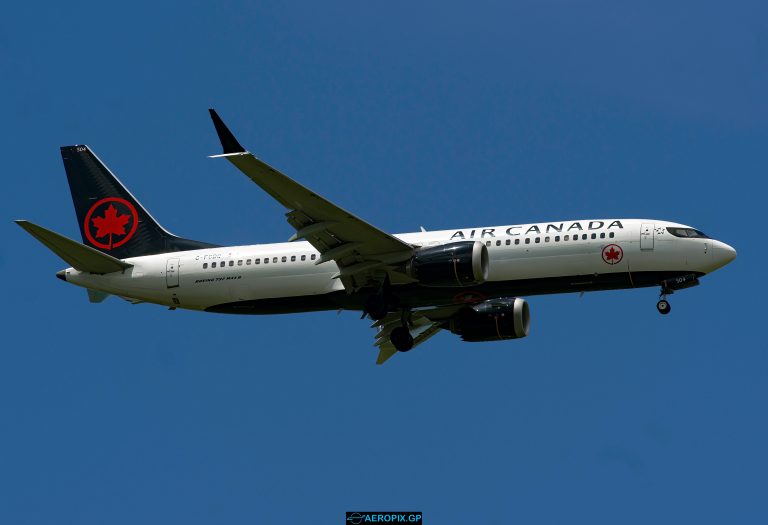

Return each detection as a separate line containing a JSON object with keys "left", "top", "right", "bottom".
{"left": 208, "top": 109, "right": 246, "bottom": 154}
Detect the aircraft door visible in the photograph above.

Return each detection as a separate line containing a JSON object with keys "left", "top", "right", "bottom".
{"left": 640, "top": 223, "right": 654, "bottom": 250}
{"left": 166, "top": 257, "right": 180, "bottom": 288}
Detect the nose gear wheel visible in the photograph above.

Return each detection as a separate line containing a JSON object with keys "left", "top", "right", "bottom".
{"left": 657, "top": 284, "right": 672, "bottom": 315}
{"left": 656, "top": 299, "right": 671, "bottom": 315}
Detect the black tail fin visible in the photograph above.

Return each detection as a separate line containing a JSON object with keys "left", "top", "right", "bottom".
{"left": 61, "top": 145, "right": 217, "bottom": 259}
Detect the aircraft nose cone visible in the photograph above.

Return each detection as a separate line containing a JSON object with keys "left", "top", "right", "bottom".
{"left": 714, "top": 241, "right": 737, "bottom": 268}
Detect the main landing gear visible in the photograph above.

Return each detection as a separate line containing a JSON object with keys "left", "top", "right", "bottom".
{"left": 390, "top": 325, "right": 414, "bottom": 352}
{"left": 362, "top": 275, "right": 393, "bottom": 321}
{"left": 363, "top": 274, "right": 413, "bottom": 351}
{"left": 388, "top": 308, "right": 414, "bottom": 352}
{"left": 363, "top": 294, "right": 389, "bottom": 321}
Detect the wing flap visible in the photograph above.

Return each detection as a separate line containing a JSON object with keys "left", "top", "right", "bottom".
{"left": 373, "top": 312, "right": 443, "bottom": 365}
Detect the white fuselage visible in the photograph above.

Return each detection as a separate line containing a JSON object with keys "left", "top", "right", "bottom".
{"left": 59, "top": 219, "right": 735, "bottom": 312}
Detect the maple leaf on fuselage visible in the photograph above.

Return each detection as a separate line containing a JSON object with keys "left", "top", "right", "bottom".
{"left": 604, "top": 247, "right": 620, "bottom": 261}
{"left": 92, "top": 204, "right": 131, "bottom": 240}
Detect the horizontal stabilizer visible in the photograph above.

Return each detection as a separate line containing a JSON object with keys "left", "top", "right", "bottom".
{"left": 15, "top": 220, "right": 133, "bottom": 274}
{"left": 118, "top": 295, "right": 144, "bottom": 304}
{"left": 87, "top": 289, "right": 110, "bottom": 303}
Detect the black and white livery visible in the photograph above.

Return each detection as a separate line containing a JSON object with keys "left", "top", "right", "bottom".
{"left": 17, "top": 110, "right": 737, "bottom": 364}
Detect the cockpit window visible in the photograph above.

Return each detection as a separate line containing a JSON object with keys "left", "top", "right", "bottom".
{"left": 667, "top": 227, "right": 709, "bottom": 239}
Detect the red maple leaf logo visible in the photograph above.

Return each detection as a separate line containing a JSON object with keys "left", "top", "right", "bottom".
{"left": 91, "top": 204, "right": 131, "bottom": 249}
{"left": 604, "top": 247, "right": 620, "bottom": 261}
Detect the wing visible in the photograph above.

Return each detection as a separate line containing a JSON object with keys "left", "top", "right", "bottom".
{"left": 208, "top": 109, "right": 414, "bottom": 291}
{"left": 373, "top": 311, "right": 443, "bottom": 365}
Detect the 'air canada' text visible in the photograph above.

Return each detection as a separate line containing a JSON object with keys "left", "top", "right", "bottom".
{"left": 450, "top": 220, "right": 624, "bottom": 240}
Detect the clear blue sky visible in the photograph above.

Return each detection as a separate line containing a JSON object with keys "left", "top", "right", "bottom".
{"left": 2, "top": 1, "right": 766, "bottom": 523}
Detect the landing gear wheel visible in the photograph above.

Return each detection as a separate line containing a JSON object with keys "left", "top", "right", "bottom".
{"left": 364, "top": 295, "right": 388, "bottom": 321}
{"left": 656, "top": 299, "right": 671, "bottom": 315}
{"left": 390, "top": 326, "right": 414, "bottom": 352}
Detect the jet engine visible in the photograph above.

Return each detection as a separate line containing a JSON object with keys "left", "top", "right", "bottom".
{"left": 406, "top": 241, "right": 489, "bottom": 287}
{"left": 445, "top": 297, "right": 530, "bottom": 342}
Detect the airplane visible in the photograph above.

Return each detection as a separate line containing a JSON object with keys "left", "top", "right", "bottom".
{"left": 16, "top": 109, "right": 737, "bottom": 364}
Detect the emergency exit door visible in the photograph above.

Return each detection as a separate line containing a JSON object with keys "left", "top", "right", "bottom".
{"left": 640, "top": 223, "right": 654, "bottom": 250}
{"left": 166, "top": 258, "right": 180, "bottom": 288}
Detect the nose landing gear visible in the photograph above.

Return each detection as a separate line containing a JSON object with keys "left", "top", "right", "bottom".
{"left": 656, "top": 282, "right": 673, "bottom": 315}
{"left": 655, "top": 274, "right": 701, "bottom": 315}
{"left": 656, "top": 298, "right": 671, "bottom": 315}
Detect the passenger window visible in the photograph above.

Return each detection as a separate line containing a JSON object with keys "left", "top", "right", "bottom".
{"left": 264, "top": 258, "right": 269, "bottom": 264}
{"left": 246, "top": 259, "right": 251, "bottom": 265}
{"left": 600, "top": 233, "right": 605, "bottom": 239}
{"left": 591, "top": 233, "right": 596, "bottom": 239}
{"left": 582, "top": 234, "right": 587, "bottom": 240}
{"left": 535, "top": 237, "right": 541, "bottom": 243}
{"left": 291, "top": 255, "right": 296, "bottom": 262}
{"left": 496, "top": 240, "right": 501, "bottom": 246}
{"left": 273, "top": 257, "right": 278, "bottom": 263}
{"left": 255, "top": 258, "right": 260, "bottom": 264}
{"left": 311, "top": 254, "right": 316, "bottom": 261}
{"left": 212, "top": 262, "right": 217, "bottom": 268}
{"left": 515, "top": 239, "right": 520, "bottom": 245}
{"left": 525, "top": 238, "right": 530, "bottom": 244}
{"left": 301, "top": 255, "right": 306, "bottom": 261}
{"left": 609, "top": 232, "right": 615, "bottom": 238}
{"left": 486, "top": 241, "right": 491, "bottom": 247}
{"left": 229, "top": 261, "right": 234, "bottom": 267}
{"left": 505, "top": 239, "right": 510, "bottom": 245}
{"left": 564, "top": 235, "right": 569, "bottom": 241}
{"left": 545, "top": 236, "right": 550, "bottom": 242}
{"left": 281, "top": 256, "right": 287, "bottom": 263}
{"left": 237, "top": 260, "right": 243, "bottom": 266}
{"left": 203, "top": 263, "right": 208, "bottom": 269}
{"left": 555, "top": 236, "right": 560, "bottom": 242}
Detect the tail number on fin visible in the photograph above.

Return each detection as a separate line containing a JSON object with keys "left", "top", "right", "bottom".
{"left": 84, "top": 197, "right": 138, "bottom": 250}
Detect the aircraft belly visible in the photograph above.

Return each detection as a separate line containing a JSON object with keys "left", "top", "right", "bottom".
{"left": 235, "top": 272, "right": 339, "bottom": 300}
{"left": 489, "top": 245, "right": 599, "bottom": 280}
{"left": 179, "top": 268, "right": 339, "bottom": 308}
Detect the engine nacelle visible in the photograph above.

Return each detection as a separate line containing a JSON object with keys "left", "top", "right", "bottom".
{"left": 406, "top": 241, "right": 489, "bottom": 287}
{"left": 446, "top": 297, "right": 531, "bottom": 342}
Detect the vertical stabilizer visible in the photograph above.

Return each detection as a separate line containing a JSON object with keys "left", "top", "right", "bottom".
{"left": 61, "top": 145, "right": 217, "bottom": 259}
